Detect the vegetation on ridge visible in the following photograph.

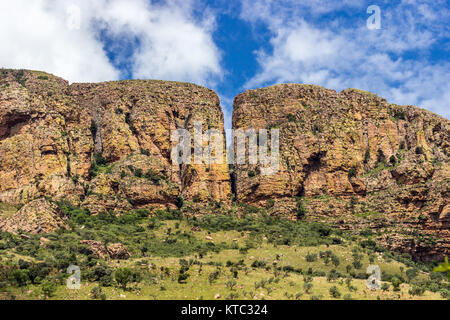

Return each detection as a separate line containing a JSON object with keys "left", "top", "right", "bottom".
{"left": 0, "top": 202, "right": 448, "bottom": 300}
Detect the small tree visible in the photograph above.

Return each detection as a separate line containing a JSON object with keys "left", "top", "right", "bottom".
{"left": 208, "top": 271, "right": 220, "bottom": 284}
{"left": 303, "top": 282, "right": 313, "bottom": 294}
{"left": 381, "top": 283, "right": 390, "bottom": 291}
{"left": 406, "top": 268, "right": 419, "bottom": 282}
{"left": 91, "top": 286, "right": 106, "bottom": 300}
{"left": 331, "top": 255, "right": 340, "bottom": 267}
{"left": 115, "top": 268, "right": 133, "bottom": 290}
{"left": 178, "top": 263, "right": 190, "bottom": 284}
{"left": 346, "top": 265, "right": 353, "bottom": 274}
{"left": 226, "top": 280, "right": 237, "bottom": 290}
{"left": 287, "top": 113, "right": 296, "bottom": 122}
{"left": 41, "top": 279, "right": 57, "bottom": 298}
{"left": 305, "top": 253, "right": 318, "bottom": 262}
{"left": 409, "top": 285, "right": 425, "bottom": 296}
{"left": 329, "top": 286, "right": 341, "bottom": 298}
{"left": 296, "top": 197, "right": 307, "bottom": 220}
{"left": 327, "top": 270, "right": 339, "bottom": 282}
{"left": 352, "top": 260, "right": 362, "bottom": 269}
{"left": 391, "top": 277, "right": 402, "bottom": 292}
{"left": 12, "top": 269, "right": 29, "bottom": 288}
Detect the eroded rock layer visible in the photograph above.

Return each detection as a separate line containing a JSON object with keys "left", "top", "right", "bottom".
{"left": 0, "top": 69, "right": 231, "bottom": 214}
{"left": 1, "top": 69, "right": 449, "bottom": 262}
{"left": 233, "top": 84, "right": 449, "bottom": 261}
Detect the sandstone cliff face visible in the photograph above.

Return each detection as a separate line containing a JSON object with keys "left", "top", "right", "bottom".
{"left": 1, "top": 69, "right": 448, "bottom": 261}
{"left": 0, "top": 69, "right": 231, "bottom": 214}
{"left": 233, "top": 84, "right": 449, "bottom": 261}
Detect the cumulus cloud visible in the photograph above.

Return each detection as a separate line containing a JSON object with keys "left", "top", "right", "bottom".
{"left": 241, "top": 0, "right": 450, "bottom": 118}
{"left": 0, "top": 0, "right": 221, "bottom": 85}
{"left": 0, "top": 0, "right": 118, "bottom": 82}
{"left": 93, "top": 0, "right": 222, "bottom": 85}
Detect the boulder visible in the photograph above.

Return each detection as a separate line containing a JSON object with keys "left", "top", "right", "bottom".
{"left": 79, "top": 240, "right": 130, "bottom": 260}
{"left": 0, "top": 198, "right": 67, "bottom": 234}
{"left": 106, "top": 243, "right": 131, "bottom": 260}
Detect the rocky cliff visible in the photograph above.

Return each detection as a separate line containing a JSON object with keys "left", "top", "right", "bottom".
{"left": 0, "top": 70, "right": 448, "bottom": 261}
{"left": 233, "top": 84, "right": 449, "bottom": 261}
{"left": 0, "top": 69, "right": 231, "bottom": 215}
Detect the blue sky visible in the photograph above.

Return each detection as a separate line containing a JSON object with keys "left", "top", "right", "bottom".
{"left": 0, "top": 0, "right": 449, "bottom": 133}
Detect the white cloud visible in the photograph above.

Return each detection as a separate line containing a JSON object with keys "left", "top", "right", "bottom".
{"left": 0, "top": 0, "right": 221, "bottom": 85}
{"left": 0, "top": 0, "right": 118, "bottom": 82}
{"left": 241, "top": 0, "right": 450, "bottom": 119}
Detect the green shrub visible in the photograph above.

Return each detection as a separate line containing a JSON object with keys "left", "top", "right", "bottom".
{"left": 134, "top": 168, "right": 143, "bottom": 178}
{"left": 14, "top": 70, "right": 26, "bottom": 87}
{"left": 287, "top": 113, "right": 296, "bottom": 122}
{"left": 296, "top": 197, "right": 307, "bottom": 220}
{"left": 377, "top": 149, "right": 386, "bottom": 164}
{"left": 176, "top": 196, "right": 184, "bottom": 209}
{"left": 94, "top": 153, "right": 108, "bottom": 166}
{"left": 115, "top": 268, "right": 133, "bottom": 290}
{"left": 391, "top": 109, "right": 406, "bottom": 120}
{"left": 327, "top": 269, "right": 339, "bottom": 282}
{"left": 41, "top": 279, "right": 57, "bottom": 298}
{"left": 364, "top": 149, "right": 370, "bottom": 164}
{"left": 348, "top": 167, "right": 357, "bottom": 179}
{"left": 415, "top": 147, "right": 424, "bottom": 155}
{"left": 352, "top": 260, "right": 362, "bottom": 269}
{"left": 391, "top": 276, "right": 402, "bottom": 291}
{"left": 90, "top": 120, "right": 97, "bottom": 138}
{"left": 208, "top": 271, "right": 220, "bottom": 284}
{"left": 389, "top": 155, "right": 397, "bottom": 165}
{"left": 329, "top": 286, "right": 341, "bottom": 298}
{"left": 226, "top": 280, "right": 237, "bottom": 290}
{"left": 439, "top": 289, "right": 450, "bottom": 299}
{"left": 331, "top": 255, "right": 340, "bottom": 267}
{"left": 303, "top": 282, "right": 313, "bottom": 293}
{"left": 143, "top": 169, "right": 163, "bottom": 184}
{"left": 178, "top": 273, "right": 189, "bottom": 284}
{"left": 91, "top": 286, "right": 106, "bottom": 300}
{"left": 408, "top": 285, "right": 425, "bottom": 296}
{"left": 251, "top": 260, "right": 267, "bottom": 268}
{"left": 305, "top": 253, "right": 318, "bottom": 262}
{"left": 406, "top": 268, "right": 419, "bottom": 282}
{"left": 88, "top": 266, "right": 113, "bottom": 286}
{"left": 11, "top": 269, "right": 29, "bottom": 287}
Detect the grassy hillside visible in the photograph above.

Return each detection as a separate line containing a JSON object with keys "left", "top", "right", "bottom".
{"left": 0, "top": 202, "right": 448, "bottom": 300}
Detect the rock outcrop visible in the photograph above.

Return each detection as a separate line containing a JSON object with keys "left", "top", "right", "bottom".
{"left": 79, "top": 240, "right": 131, "bottom": 260}
{"left": 0, "top": 69, "right": 231, "bottom": 214}
{"left": 0, "top": 198, "right": 68, "bottom": 234}
{"left": 233, "top": 84, "right": 449, "bottom": 261}
{"left": 106, "top": 243, "right": 131, "bottom": 260}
